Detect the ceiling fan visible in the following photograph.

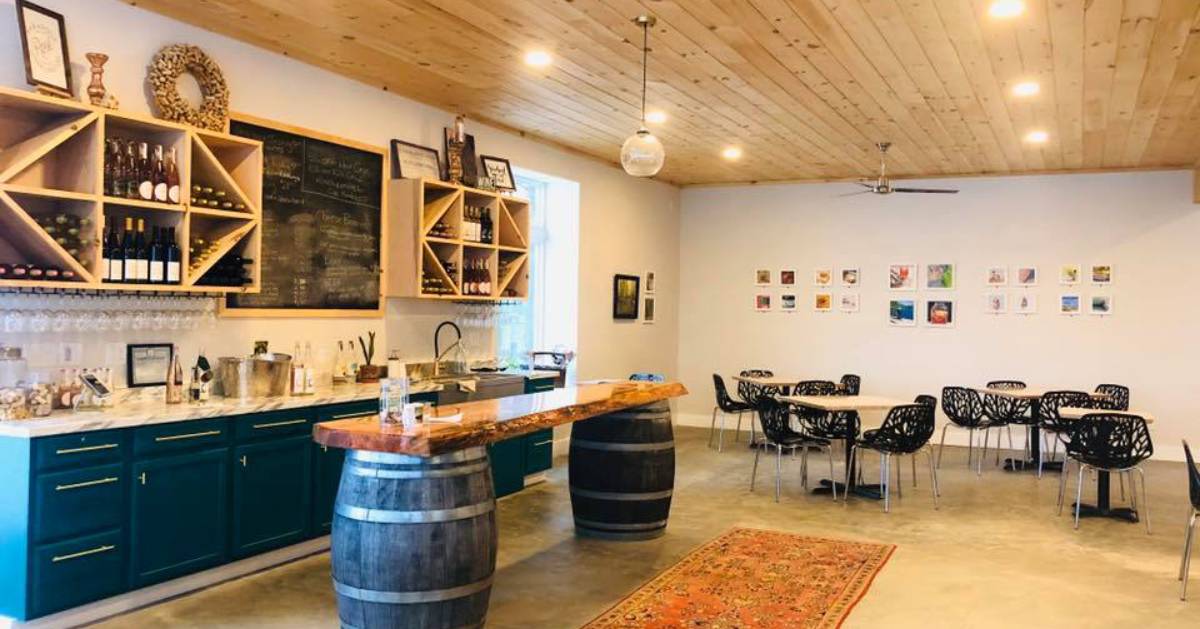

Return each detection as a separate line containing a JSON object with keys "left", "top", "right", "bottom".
{"left": 844, "top": 142, "right": 959, "bottom": 195}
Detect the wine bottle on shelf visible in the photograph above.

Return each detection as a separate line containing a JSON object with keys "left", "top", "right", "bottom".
{"left": 121, "top": 217, "right": 135, "bottom": 283}
{"left": 101, "top": 216, "right": 112, "bottom": 281}
{"left": 166, "top": 147, "right": 180, "bottom": 204}
{"left": 165, "top": 227, "right": 181, "bottom": 284}
{"left": 137, "top": 142, "right": 153, "bottom": 201}
{"left": 134, "top": 218, "right": 149, "bottom": 282}
{"left": 481, "top": 209, "right": 492, "bottom": 243}
{"left": 103, "top": 140, "right": 114, "bottom": 196}
{"left": 152, "top": 145, "right": 168, "bottom": 203}
{"left": 148, "top": 225, "right": 164, "bottom": 283}
{"left": 123, "top": 141, "right": 138, "bottom": 199}
{"left": 106, "top": 219, "right": 122, "bottom": 282}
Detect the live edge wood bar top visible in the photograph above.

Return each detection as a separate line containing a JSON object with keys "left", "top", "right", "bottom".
{"left": 313, "top": 381, "right": 688, "bottom": 457}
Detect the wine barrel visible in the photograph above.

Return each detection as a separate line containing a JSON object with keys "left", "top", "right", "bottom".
{"left": 569, "top": 401, "right": 675, "bottom": 540}
{"left": 332, "top": 447, "right": 497, "bottom": 629}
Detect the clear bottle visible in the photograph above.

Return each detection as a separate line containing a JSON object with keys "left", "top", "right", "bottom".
{"left": 291, "top": 341, "right": 306, "bottom": 395}
{"left": 303, "top": 341, "right": 315, "bottom": 393}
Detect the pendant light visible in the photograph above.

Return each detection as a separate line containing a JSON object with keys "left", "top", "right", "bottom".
{"left": 620, "top": 15, "right": 665, "bottom": 177}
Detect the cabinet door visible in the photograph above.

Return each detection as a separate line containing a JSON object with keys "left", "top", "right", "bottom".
{"left": 488, "top": 436, "right": 525, "bottom": 498}
{"left": 524, "top": 429, "right": 554, "bottom": 475}
{"left": 130, "top": 449, "right": 228, "bottom": 587}
{"left": 311, "top": 442, "right": 345, "bottom": 536}
{"left": 232, "top": 435, "right": 312, "bottom": 558}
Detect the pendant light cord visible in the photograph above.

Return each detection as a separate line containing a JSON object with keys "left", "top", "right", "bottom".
{"left": 640, "top": 18, "right": 648, "bottom": 126}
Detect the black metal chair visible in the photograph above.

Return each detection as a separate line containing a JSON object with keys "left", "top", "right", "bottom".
{"left": 1037, "top": 390, "right": 1092, "bottom": 478}
{"left": 750, "top": 397, "right": 830, "bottom": 502}
{"left": 1180, "top": 440, "right": 1200, "bottom": 600}
{"left": 790, "top": 380, "right": 855, "bottom": 496}
{"left": 981, "top": 392, "right": 1023, "bottom": 469}
{"left": 738, "top": 369, "right": 775, "bottom": 444}
{"left": 849, "top": 404, "right": 939, "bottom": 512}
{"left": 839, "top": 374, "right": 861, "bottom": 395}
{"left": 938, "top": 386, "right": 991, "bottom": 474}
{"left": 709, "top": 374, "right": 751, "bottom": 452}
{"left": 1059, "top": 413, "right": 1153, "bottom": 533}
{"left": 1094, "top": 384, "right": 1130, "bottom": 411}
{"left": 914, "top": 394, "right": 937, "bottom": 410}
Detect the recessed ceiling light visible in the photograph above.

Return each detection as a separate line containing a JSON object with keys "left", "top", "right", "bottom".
{"left": 1012, "top": 81, "right": 1039, "bottom": 97}
{"left": 721, "top": 146, "right": 743, "bottom": 160}
{"left": 988, "top": 0, "right": 1025, "bottom": 19}
{"left": 524, "top": 50, "right": 552, "bottom": 68}
{"left": 645, "top": 110, "right": 667, "bottom": 124}
{"left": 1024, "top": 130, "right": 1048, "bottom": 144}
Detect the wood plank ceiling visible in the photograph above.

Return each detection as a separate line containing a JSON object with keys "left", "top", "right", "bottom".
{"left": 128, "top": 0, "right": 1200, "bottom": 186}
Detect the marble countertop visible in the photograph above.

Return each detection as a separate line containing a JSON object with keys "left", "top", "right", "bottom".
{"left": 314, "top": 381, "right": 689, "bottom": 457}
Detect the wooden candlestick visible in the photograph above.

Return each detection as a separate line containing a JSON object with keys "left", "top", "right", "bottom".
{"left": 85, "top": 52, "right": 108, "bottom": 106}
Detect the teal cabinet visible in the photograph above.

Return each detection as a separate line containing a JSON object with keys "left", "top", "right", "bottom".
{"left": 524, "top": 429, "right": 554, "bottom": 475}
{"left": 488, "top": 437, "right": 526, "bottom": 498}
{"left": 232, "top": 435, "right": 312, "bottom": 557}
{"left": 31, "top": 529, "right": 125, "bottom": 618}
{"left": 312, "top": 442, "right": 345, "bottom": 535}
{"left": 33, "top": 463, "right": 124, "bottom": 543}
{"left": 129, "top": 448, "right": 229, "bottom": 587}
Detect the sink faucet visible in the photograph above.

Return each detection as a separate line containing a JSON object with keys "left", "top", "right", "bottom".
{"left": 433, "top": 321, "right": 462, "bottom": 377}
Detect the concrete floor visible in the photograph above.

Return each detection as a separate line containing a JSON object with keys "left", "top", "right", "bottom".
{"left": 95, "top": 426, "right": 1200, "bottom": 628}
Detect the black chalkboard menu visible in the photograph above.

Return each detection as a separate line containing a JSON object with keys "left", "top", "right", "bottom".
{"left": 225, "top": 118, "right": 384, "bottom": 314}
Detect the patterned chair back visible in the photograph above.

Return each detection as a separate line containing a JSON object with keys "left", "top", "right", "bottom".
{"left": 942, "top": 386, "right": 986, "bottom": 428}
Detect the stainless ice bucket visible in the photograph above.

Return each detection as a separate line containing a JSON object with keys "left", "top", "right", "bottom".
{"left": 217, "top": 353, "right": 292, "bottom": 399}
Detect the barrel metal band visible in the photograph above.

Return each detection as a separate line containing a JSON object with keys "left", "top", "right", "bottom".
{"left": 335, "top": 500, "right": 494, "bottom": 524}
{"left": 349, "top": 447, "right": 487, "bottom": 465}
{"left": 333, "top": 575, "right": 492, "bottom": 604}
{"left": 570, "top": 439, "right": 674, "bottom": 452}
{"left": 569, "top": 487, "right": 673, "bottom": 501}
{"left": 346, "top": 460, "right": 490, "bottom": 479}
{"left": 573, "top": 517, "right": 669, "bottom": 531}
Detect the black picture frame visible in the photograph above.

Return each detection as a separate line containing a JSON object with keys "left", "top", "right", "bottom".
{"left": 126, "top": 343, "right": 173, "bottom": 388}
{"left": 444, "top": 128, "right": 479, "bottom": 187}
{"left": 15, "top": 0, "right": 72, "bottom": 96}
{"left": 390, "top": 139, "right": 444, "bottom": 181}
{"left": 479, "top": 155, "right": 516, "bottom": 191}
{"left": 612, "top": 274, "right": 641, "bottom": 320}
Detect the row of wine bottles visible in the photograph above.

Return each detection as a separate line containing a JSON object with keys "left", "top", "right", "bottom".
{"left": 104, "top": 139, "right": 181, "bottom": 204}
{"left": 462, "top": 258, "right": 492, "bottom": 296}
{"left": 463, "top": 205, "right": 493, "bottom": 243}
{"left": 100, "top": 216, "right": 181, "bottom": 284}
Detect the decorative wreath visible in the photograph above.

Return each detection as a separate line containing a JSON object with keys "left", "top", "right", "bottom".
{"left": 148, "top": 44, "right": 230, "bottom": 131}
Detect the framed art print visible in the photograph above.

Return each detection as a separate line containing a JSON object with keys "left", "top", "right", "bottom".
{"left": 814, "top": 268, "right": 833, "bottom": 287}
{"left": 925, "top": 263, "right": 955, "bottom": 290}
{"left": 642, "top": 297, "right": 656, "bottom": 324}
{"left": 1091, "top": 264, "right": 1113, "bottom": 285}
{"left": 390, "top": 139, "right": 443, "bottom": 180}
{"left": 889, "top": 264, "right": 917, "bottom": 291}
{"left": 1090, "top": 294, "right": 1113, "bottom": 316}
{"left": 889, "top": 299, "right": 916, "bottom": 326}
{"left": 126, "top": 343, "right": 173, "bottom": 388}
{"left": 479, "top": 155, "right": 516, "bottom": 191}
{"left": 1014, "top": 293, "right": 1038, "bottom": 315}
{"left": 840, "top": 293, "right": 860, "bottom": 313}
{"left": 755, "top": 269, "right": 771, "bottom": 286}
{"left": 984, "top": 292, "right": 1007, "bottom": 315}
{"left": 925, "top": 299, "right": 955, "bottom": 327}
{"left": 1016, "top": 266, "right": 1038, "bottom": 287}
{"left": 814, "top": 293, "right": 833, "bottom": 312}
{"left": 16, "top": 0, "right": 72, "bottom": 96}
{"left": 755, "top": 294, "right": 772, "bottom": 312}
{"left": 841, "top": 267, "right": 860, "bottom": 287}
{"left": 780, "top": 294, "right": 797, "bottom": 311}
{"left": 779, "top": 269, "right": 796, "bottom": 286}
{"left": 612, "top": 274, "right": 640, "bottom": 319}
{"left": 1060, "top": 264, "right": 1081, "bottom": 285}
{"left": 1059, "top": 294, "right": 1081, "bottom": 316}
{"left": 986, "top": 266, "right": 1008, "bottom": 287}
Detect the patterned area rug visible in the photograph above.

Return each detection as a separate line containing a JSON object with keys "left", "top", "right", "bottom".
{"left": 582, "top": 528, "right": 894, "bottom": 628}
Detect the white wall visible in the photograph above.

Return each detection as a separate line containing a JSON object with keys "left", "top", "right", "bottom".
{"left": 677, "top": 170, "right": 1198, "bottom": 460}
{"left": 0, "top": 0, "right": 680, "bottom": 383}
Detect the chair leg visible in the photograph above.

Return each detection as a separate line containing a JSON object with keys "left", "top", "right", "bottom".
{"left": 1074, "top": 464, "right": 1087, "bottom": 529}
{"left": 708, "top": 407, "right": 718, "bottom": 449}
{"left": 1057, "top": 459, "right": 1070, "bottom": 515}
{"left": 1135, "top": 467, "right": 1151, "bottom": 535}
{"left": 937, "top": 424, "right": 950, "bottom": 469}
{"left": 881, "top": 452, "right": 891, "bottom": 513}
{"left": 750, "top": 444, "right": 761, "bottom": 492}
{"left": 911, "top": 454, "right": 917, "bottom": 488}
{"left": 718, "top": 411, "right": 731, "bottom": 453}
{"left": 965, "top": 427, "right": 974, "bottom": 469}
{"left": 845, "top": 445, "right": 857, "bottom": 499}
{"left": 1006, "top": 425, "right": 1014, "bottom": 468}
{"left": 799, "top": 446, "right": 809, "bottom": 490}
{"left": 1181, "top": 511, "right": 1197, "bottom": 601}
{"left": 895, "top": 456, "right": 902, "bottom": 499}
{"left": 827, "top": 446, "right": 838, "bottom": 501}
{"left": 774, "top": 446, "right": 783, "bottom": 503}
{"left": 927, "top": 447, "right": 940, "bottom": 509}
{"left": 750, "top": 412, "right": 759, "bottom": 445}
{"left": 1119, "top": 472, "right": 1126, "bottom": 502}
{"left": 977, "top": 429, "right": 987, "bottom": 477}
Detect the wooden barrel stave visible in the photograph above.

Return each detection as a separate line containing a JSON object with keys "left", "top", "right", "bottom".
{"left": 569, "top": 401, "right": 675, "bottom": 540}
{"left": 332, "top": 447, "right": 497, "bottom": 629}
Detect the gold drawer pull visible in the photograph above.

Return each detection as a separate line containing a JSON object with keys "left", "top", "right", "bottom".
{"left": 154, "top": 429, "right": 222, "bottom": 442}
{"left": 533, "top": 440, "right": 554, "bottom": 447}
{"left": 55, "top": 477, "right": 119, "bottom": 491}
{"left": 330, "top": 411, "right": 370, "bottom": 420}
{"left": 55, "top": 443, "right": 119, "bottom": 455}
{"left": 52, "top": 544, "right": 116, "bottom": 563}
{"left": 252, "top": 419, "right": 308, "bottom": 429}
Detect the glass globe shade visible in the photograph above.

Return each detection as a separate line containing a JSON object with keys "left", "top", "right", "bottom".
{"left": 620, "top": 128, "right": 665, "bottom": 177}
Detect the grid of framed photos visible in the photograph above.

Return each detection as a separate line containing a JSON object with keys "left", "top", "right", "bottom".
{"left": 754, "top": 267, "right": 860, "bottom": 314}
{"left": 984, "top": 264, "right": 1113, "bottom": 317}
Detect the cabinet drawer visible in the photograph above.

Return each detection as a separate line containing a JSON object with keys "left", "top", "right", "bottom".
{"left": 316, "top": 400, "right": 376, "bottom": 423}
{"left": 33, "top": 464, "right": 124, "bottom": 543}
{"left": 235, "top": 409, "right": 314, "bottom": 442}
{"left": 133, "top": 419, "right": 229, "bottom": 456}
{"left": 31, "top": 529, "right": 125, "bottom": 618}
{"left": 35, "top": 431, "right": 126, "bottom": 472}
{"left": 525, "top": 429, "right": 554, "bottom": 475}
{"left": 525, "top": 378, "right": 556, "bottom": 394}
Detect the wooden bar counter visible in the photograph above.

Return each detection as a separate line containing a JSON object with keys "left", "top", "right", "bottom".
{"left": 312, "top": 381, "right": 688, "bottom": 629}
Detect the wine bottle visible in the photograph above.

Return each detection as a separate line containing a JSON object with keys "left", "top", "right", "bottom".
{"left": 121, "top": 217, "right": 135, "bottom": 283}
{"left": 106, "top": 219, "right": 122, "bottom": 282}
{"left": 101, "top": 215, "right": 112, "bottom": 281}
{"left": 152, "top": 145, "right": 168, "bottom": 203}
{"left": 137, "top": 142, "right": 153, "bottom": 201}
{"left": 103, "top": 140, "right": 114, "bottom": 196}
{"left": 165, "top": 227, "right": 181, "bottom": 284}
{"left": 148, "top": 225, "right": 165, "bottom": 283}
{"left": 166, "top": 147, "right": 180, "bottom": 204}
{"left": 134, "top": 218, "right": 149, "bottom": 282}
{"left": 124, "top": 141, "right": 138, "bottom": 199}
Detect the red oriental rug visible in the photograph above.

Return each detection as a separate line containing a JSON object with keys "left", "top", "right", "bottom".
{"left": 581, "top": 527, "right": 895, "bottom": 628}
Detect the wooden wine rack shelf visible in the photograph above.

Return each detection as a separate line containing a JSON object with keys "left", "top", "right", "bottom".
{"left": 0, "top": 86, "right": 262, "bottom": 294}
{"left": 387, "top": 178, "right": 530, "bottom": 301}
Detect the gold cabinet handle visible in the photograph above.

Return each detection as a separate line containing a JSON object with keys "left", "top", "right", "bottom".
{"left": 55, "top": 477, "right": 119, "bottom": 491}
{"left": 55, "top": 443, "right": 119, "bottom": 455}
{"left": 139, "top": 472, "right": 147, "bottom": 485}
{"left": 52, "top": 544, "right": 116, "bottom": 563}
{"left": 239, "top": 455, "right": 248, "bottom": 467}
{"left": 533, "top": 440, "right": 554, "bottom": 447}
{"left": 252, "top": 419, "right": 308, "bottom": 429}
{"left": 154, "top": 429, "right": 221, "bottom": 442}
{"left": 330, "top": 411, "right": 370, "bottom": 420}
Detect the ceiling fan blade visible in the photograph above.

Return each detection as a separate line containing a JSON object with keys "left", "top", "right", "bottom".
{"left": 836, "top": 189, "right": 874, "bottom": 197}
{"left": 892, "top": 187, "right": 959, "bottom": 194}
{"left": 854, "top": 181, "right": 875, "bottom": 189}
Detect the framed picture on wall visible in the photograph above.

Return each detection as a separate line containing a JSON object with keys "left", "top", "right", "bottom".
{"left": 814, "top": 293, "right": 833, "bottom": 312}
{"left": 986, "top": 266, "right": 1008, "bottom": 286}
{"left": 839, "top": 293, "right": 860, "bottom": 313}
{"left": 15, "top": 0, "right": 72, "bottom": 97}
{"left": 1016, "top": 266, "right": 1038, "bottom": 287}
{"left": 479, "top": 155, "right": 516, "bottom": 191}
{"left": 924, "top": 299, "right": 955, "bottom": 327}
{"left": 840, "top": 268, "right": 860, "bottom": 287}
{"left": 644, "top": 271, "right": 656, "bottom": 294}
{"left": 925, "top": 263, "right": 955, "bottom": 290}
{"left": 390, "top": 140, "right": 444, "bottom": 180}
{"left": 755, "top": 294, "right": 772, "bottom": 312}
{"left": 814, "top": 268, "right": 833, "bottom": 287}
{"left": 1059, "top": 294, "right": 1082, "bottom": 316}
{"left": 612, "top": 274, "right": 640, "bottom": 319}
{"left": 1059, "top": 264, "right": 1081, "bottom": 285}
{"left": 780, "top": 269, "right": 796, "bottom": 286}
{"left": 642, "top": 297, "right": 656, "bottom": 324}
{"left": 126, "top": 343, "right": 173, "bottom": 388}
{"left": 755, "top": 269, "right": 771, "bottom": 286}
{"left": 889, "top": 264, "right": 917, "bottom": 291}
{"left": 1014, "top": 293, "right": 1038, "bottom": 315}
{"left": 1090, "top": 294, "right": 1113, "bottom": 316}
{"left": 984, "top": 292, "right": 1007, "bottom": 315}
{"left": 780, "top": 294, "right": 797, "bottom": 311}
{"left": 1091, "top": 264, "right": 1113, "bottom": 285}
{"left": 888, "top": 299, "right": 916, "bottom": 327}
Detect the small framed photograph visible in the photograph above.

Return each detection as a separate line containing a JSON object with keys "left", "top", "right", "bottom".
{"left": 780, "top": 294, "right": 797, "bottom": 311}
{"left": 1016, "top": 266, "right": 1038, "bottom": 287}
{"left": 1059, "top": 294, "right": 1082, "bottom": 316}
{"left": 612, "top": 274, "right": 640, "bottom": 320}
{"left": 1060, "top": 264, "right": 1081, "bottom": 285}
{"left": 755, "top": 269, "right": 772, "bottom": 286}
{"left": 840, "top": 267, "right": 860, "bottom": 287}
{"left": 390, "top": 140, "right": 444, "bottom": 180}
{"left": 1091, "top": 264, "right": 1113, "bottom": 285}
{"left": 839, "top": 293, "right": 860, "bottom": 313}
{"left": 925, "top": 299, "right": 955, "bottom": 327}
{"left": 779, "top": 269, "right": 796, "bottom": 286}
{"left": 925, "top": 263, "right": 955, "bottom": 290}
{"left": 889, "top": 298, "right": 916, "bottom": 327}
{"left": 126, "top": 343, "right": 173, "bottom": 388}
{"left": 889, "top": 264, "right": 917, "bottom": 291}
{"left": 986, "top": 266, "right": 1008, "bottom": 287}
{"left": 814, "top": 268, "right": 833, "bottom": 287}
{"left": 479, "top": 155, "right": 516, "bottom": 191}
{"left": 16, "top": 0, "right": 72, "bottom": 96}
{"left": 644, "top": 271, "right": 656, "bottom": 294}
{"left": 814, "top": 293, "right": 833, "bottom": 312}
{"left": 1090, "top": 294, "right": 1113, "bottom": 316}
{"left": 1014, "top": 293, "right": 1038, "bottom": 315}
{"left": 642, "top": 297, "right": 656, "bottom": 324}
{"left": 755, "top": 294, "right": 772, "bottom": 312}
{"left": 984, "top": 292, "right": 1007, "bottom": 315}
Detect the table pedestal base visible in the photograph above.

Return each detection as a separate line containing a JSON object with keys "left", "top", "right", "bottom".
{"left": 1003, "top": 458, "right": 1063, "bottom": 473}
{"left": 1073, "top": 503, "right": 1141, "bottom": 523}
{"left": 814, "top": 479, "right": 884, "bottom": 500}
